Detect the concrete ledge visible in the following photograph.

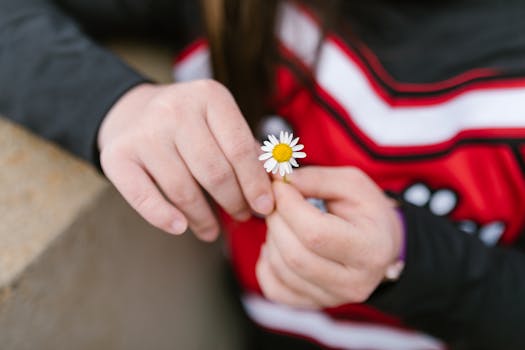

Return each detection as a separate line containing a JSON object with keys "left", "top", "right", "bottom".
{"left": 0, "top": 182, "right": 243, "bottom": 349}
{"left": 0, "top": 118, "right": 107, "bottom": 289}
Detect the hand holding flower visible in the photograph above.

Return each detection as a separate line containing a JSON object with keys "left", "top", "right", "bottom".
{"left": 256, "top": 166, "right": 404, "bottom": 309}
{"left": 98, "top": 80, "right": 274, "bottom": 241}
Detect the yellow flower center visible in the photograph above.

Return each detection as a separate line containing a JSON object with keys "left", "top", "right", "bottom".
{"left": 272, "top": 143, "right": 293, "bottom": 163}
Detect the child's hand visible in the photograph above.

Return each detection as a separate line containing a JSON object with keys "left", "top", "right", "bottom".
{"left": 257, "top": 166, "right": 403, "bottom": 308}
{"left": 97, "top": 80, "right": 274, "bottom": 241}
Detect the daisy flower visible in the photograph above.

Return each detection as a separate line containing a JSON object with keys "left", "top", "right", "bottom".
{"left": 259, "top": 131, "right": 306, "bottom": 177}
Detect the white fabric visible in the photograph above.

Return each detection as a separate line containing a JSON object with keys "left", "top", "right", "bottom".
{"left": 242, "top": 293, "right": 444, "bottom": 350}
{"left": 173, "top": 45, "right": 211, "bottom": 82}
{"left": 279, "top": 3, "right": 525, "bottom": 147}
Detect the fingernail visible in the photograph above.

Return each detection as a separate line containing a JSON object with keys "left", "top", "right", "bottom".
{"left": 254, "top": 194, "right": 274, "bottom": 215}
{"left": 171, "top": 219, "right": 187, "bottom": 235}
{"left": 234, "top": 209, "right": 251, "bottom": 221}
{"left": 200, "top": 227, "right": 219, "bottom": 242}
{"left": 286, "top": 172, "right": 296, "bottom": 182}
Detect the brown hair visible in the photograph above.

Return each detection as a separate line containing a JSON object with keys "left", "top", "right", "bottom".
{"left": 200, "top": 0, "right": 339, "bottom": 130}
{"left": 200, "top": 0, "right": 279, "bottom": 130}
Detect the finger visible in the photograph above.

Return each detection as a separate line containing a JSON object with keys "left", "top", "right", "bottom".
{"left": 102, "top": 155, "right": 188, "bottom": 236}
{"left": 141, "top": 142, "right": 220, "bottom": 242}
{"left": 256, "top": 247, "right": 318, "bottom": 309}
{"left": 203, "top": 81, "right": 274, "bottom": 215}
{"left": 173, "top": 116, "right": 251, "bottom": 221}
{"left": 267, "top": 213, "right": 351, "bottom": 299}
{"left": 287, "top": 166, "right": 384, "bottom": 207}
{"left": 266, "top": 231, "right": 338, "bottom": 307}
{"left": 273, "top": 180, "right": 357, "bottom": 263}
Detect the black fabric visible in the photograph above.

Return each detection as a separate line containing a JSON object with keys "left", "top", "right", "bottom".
{"left": 0, "top": 0, "right": 200, "bottom": 165}
{"left": 368, "top": 202, "right": 525, "bottom": 350}
{"left": 54, "top": 0, "right": 201, "bottom": 41}
{"left": 0, "top": 0, "right": 146, "bottom": 164}
{"left": 340, "top": 0, "right": 525, "bottom": 84}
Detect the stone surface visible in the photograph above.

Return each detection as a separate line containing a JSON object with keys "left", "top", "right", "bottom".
{"left": 105, "top": 38, "right": 176, "bottom": 84}
{"left": 0, "top": 186, "right": 243, "bottom": 350}
{"left": 0, "top": 118, "right": 107, "bottom": 289}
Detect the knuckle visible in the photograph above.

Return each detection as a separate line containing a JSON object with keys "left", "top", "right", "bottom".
{"left": 147, "top": 94, "right": 177, "bottom": 116}
{"left": 303, "top": 229, "right": 325, "bottom": 250}
{"left": 146, "top": 95, "right": 190, "bottom": 126}
{"left": 283, "top": 250, "right": 305, "bottom": 272}
{"left": 142, "top": 128, "right": 165, "bottom": 148}
{"left": 129, "top": 191, "right": 169, "bottom": 229}
{"left": 194, "top": 79, "right": 228, "bottom": 96}
{"left": 206, "top": 164, "right": 231, "bottom": 188}
{"left": 130, "top": 190, "right": 154, "bottom": 213}
{"left": 226, "top": 137, "right": 254, "bottom": 160}
{"left": 173, "top": 187, "right": 200, "bottom": 208}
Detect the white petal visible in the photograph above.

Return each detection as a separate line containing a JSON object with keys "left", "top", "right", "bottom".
{"left": 292, "top": 144, "right": 304, "bottom": 151}
{"left": 293, "top": 152, "right": 306, "bottom": 158}
{"left": 263, "top": 140, "right": 273, "bottom": 147}
{"left": 280, "top": 131, "right": 285, "bottom": 143}
{"left": 259, "top": 152, "right": 273, "bottom": 161}
{"left": 283, "top": 131, "right": 289, "bottom": 144}
{"left": 287, "top": 132, "right": 294, "bottom": 144}
{"left": 290, "top": 137, "right": 299, "bottom": 147}
{"left": 272, "top": 162, "right": 279, "bottom": 174}
{"left": 279, "top": 163, "right": 286, "bottom": 176}
{"left": 264, "top": 158, "right": 277, "bottom": 172}
{"left": 269, "top": 134, "right": 279, "bottom": 145}
{"left": 261, "top": 145, "right": 273, "bottom": 152}
{"left": 290, "top": 158, "right": 299, "bottom": 167}
{"left": 285, "top": 162, "right": 292, "bottom": 174}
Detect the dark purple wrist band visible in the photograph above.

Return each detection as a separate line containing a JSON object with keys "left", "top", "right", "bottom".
{"left": 395, "top": 207, "right": 407, "bottom": 262}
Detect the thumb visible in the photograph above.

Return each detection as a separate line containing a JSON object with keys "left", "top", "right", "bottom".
{"left": 286, "top": 166, "right": 373, "bottom": 205}
{"left": 272, "top": 179, "right": 325, "bottom": 220}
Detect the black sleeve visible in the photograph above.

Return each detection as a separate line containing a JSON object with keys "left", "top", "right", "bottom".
{"left": 0, "top": 0, "right": 148, "bottom": 164}
{"left": 0, "top": 0, "right": 200, "bottom": 165}
{"left": 367, "top": 203, "right": 525, "bottom": 350}
{"left": 53, "top": 0, "right": 201, "bottom": 40}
